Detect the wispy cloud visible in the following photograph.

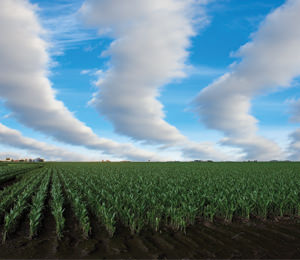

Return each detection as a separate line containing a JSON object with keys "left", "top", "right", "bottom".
{"left": 193, "top": 0, "right": 300, "bottom": 160}
{"left": 80, "top": 69, "right": 91, "bottom": 75}
{"left": 80, "top": 68, "right": 103, "bottom": 76}
{"left": 34, "top": 0, "right": 100, "bottom": 54}
{"left": 2, "top": 113, "right": 13, "bottom": 119}
{"left": 187, "top": 65, "right": 226, "bottom": 77}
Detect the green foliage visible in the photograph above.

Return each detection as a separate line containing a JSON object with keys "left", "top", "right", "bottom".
{"left": 58, "top": 169, "right": 91, "bottom": 239}
{"left": 29, "top": 170, "right": 51, "bottom": 239}
{"left": 0, "top": 168, "right": 44, "bottom": 220}
{"left": 2, "top": 161, "right": 300, "bottom": 242}
{"left": 50, "top": 169, "right": 65, "bottom": 239}
{"left": 2, "top": 169, "right": 46, "bottom": 242}
{"left": 48, "top": 161, "right": 300, "bottom": 236}
{"left": 0, "top": 164, "right": 41, "bottom": 185}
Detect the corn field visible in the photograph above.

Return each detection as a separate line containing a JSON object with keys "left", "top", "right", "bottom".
{"left": 0, "top": 161, "right": 300, "bottom": 242}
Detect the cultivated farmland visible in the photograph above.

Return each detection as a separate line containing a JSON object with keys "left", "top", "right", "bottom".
{"left": 0, "top": 162, "right": 300, "bottom": 258}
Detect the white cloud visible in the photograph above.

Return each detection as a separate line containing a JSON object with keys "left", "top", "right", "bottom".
{"left": 289, "top": 129, "right": 300, "bottom": 160}
{"left": 79, "top": 0, "right": 228, "bottom": 160}
{"left": 289, "top": 98, "right": 300, "bottom": 123}
{"left": 193, "top": 0, "right": 300, "bottom": 160}
{"left": 287, "top": 97, "right": 300, "bottom": 159}
{"left": 80, "top": 0, "right": 196, "bottom": 144}
{"left": 80, "top": 69, "right": 91, "bottom": 75}
{"left": 0, "top": 123, "right": 98, "bottom": 161}
{"left": 0, "top": 0, "right": 164, "bottom": 161}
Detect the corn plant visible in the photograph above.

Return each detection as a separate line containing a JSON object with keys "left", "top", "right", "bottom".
{"left": 29, "top": 170, "right": 51, "bottom": 238}
{"left": 50, "top": 168, "right": 65, "bottom": 239}
{"left": 0, "top": 168, "right": 43, "bottom": 221}
{"left": 59, "top": 170, "right": 90, "bottom": 239}
{"left": 2, "top": 169, "right": 46, "bottom": 242}
{"left": 1, "top": 161, "right": 297, "bottom": 242}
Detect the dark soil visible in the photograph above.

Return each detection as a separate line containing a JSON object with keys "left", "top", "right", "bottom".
{"left": 1, "top": 214, "right": 300, "bottom": 259}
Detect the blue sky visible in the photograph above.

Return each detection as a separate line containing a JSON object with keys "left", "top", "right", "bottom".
{"left": 1, "top": 0, "right": 300, "bottom": 161}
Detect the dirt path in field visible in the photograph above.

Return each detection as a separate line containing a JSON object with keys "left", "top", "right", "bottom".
{"left": 1, "top": 216, "right": 300, "bottom": 259}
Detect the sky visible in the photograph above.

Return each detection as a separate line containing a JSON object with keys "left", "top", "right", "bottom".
{"left": 1, "top": 0, "right": 300, "bottom": 161}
